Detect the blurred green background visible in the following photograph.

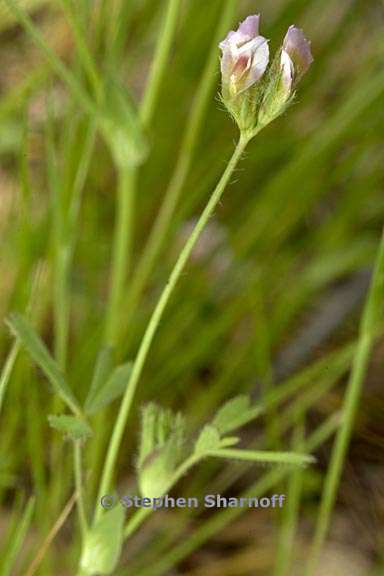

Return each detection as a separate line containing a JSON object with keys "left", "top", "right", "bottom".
{"left": 0, "top": 0, "right": 384, "bottom": 574}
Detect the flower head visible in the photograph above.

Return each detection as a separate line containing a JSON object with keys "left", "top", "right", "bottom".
{"left": 219, "top": 15, "right": 269, "bottom": 98}
{"left": 219, "top": 16, "right": 313, "bottom": 138}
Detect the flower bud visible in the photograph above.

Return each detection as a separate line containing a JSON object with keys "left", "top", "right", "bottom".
{"left": 137, "top": 404, "right": 185, "bottom": 498}
{"left": 258, "top": 25, "right": 313, "bottom": 127}
{"left": 219, "top": 15, "right": 269, "bottom": 134}
{"left": 282, "top": 26, "right": 313, "bottom": 86}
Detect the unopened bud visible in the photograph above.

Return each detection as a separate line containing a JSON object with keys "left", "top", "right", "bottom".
{"left": 258, "top": 26, "right": 313, "bottom": 127}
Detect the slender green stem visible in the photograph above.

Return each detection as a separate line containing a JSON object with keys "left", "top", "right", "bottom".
{"left": 119, "top": 0, "right": 237, "bottom": 345}
{"left": 74, "top": 441, "right": 88, "bottom": 539}
{"left": 105, "top": 0, "right": 134, "bottom": 68}
{"left": 49, "top": 117, "right": 95, "bottom": 516}
{"left": 105, "top": 168, "right": 136, "bottom": 345}
{"left": 45, "top": 92, "right": 68, "bottom": 369}
{"left": 304, "top": 229, "right": 384, "bottom": 576}
{"left": 140, "top": 0, "right": 181, "bottom": 127}
{"left": 104, "top": 0, "right": 182, "bottom": 347}
{"left": 208, "top": 448, "right": 314, "bottom": 467}
{"left": 96, "top": 135, "right": 250, "bottom": 518}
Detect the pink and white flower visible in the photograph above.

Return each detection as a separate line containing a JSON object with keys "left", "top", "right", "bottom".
{"left": 219, "top": 15, "right": 269, "bottom": 97}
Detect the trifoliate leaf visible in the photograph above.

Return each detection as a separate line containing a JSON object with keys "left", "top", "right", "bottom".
{"left": 80, "top": 505, "right": 125, "bottom": 575}
{"left": 194, "top": 425, "right": 221, "bottom": 456}
{"left": 48, "top": 415, "right": 92, "bottom": 441}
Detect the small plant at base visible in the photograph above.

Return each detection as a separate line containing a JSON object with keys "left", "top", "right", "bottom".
{"left": 135, "top": 397, "right": 314, "bottom": 503}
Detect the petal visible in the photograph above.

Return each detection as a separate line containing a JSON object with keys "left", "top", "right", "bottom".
{"left": 237, "top": 35, "right": 267, "bottom": 56}
{"left": 238, "top": 15, "right": 260, "bottom": 38}
{"left": 283, "top": 25, "right": 313, "bottom": 79}
{"left": 219, "top": 14, "right": 261, "bottom": 51}
{"left": 219, "top": 30, "right": 237, "bottom": 51}
{"left": 238, "top": 37, "right": 269, "bottom": 93}
{"left": 280, "top": 49, "right": 294, "bottom": 92}
{"left": 220, "top": 48, "right": 236, "bottom": 82}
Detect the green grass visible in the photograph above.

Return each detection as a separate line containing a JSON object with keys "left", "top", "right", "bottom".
{"left": 0, "top": 0, "right": 384, "bottom": 574}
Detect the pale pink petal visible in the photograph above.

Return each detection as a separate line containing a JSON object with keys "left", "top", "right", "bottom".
{"left": 283, "top": 25, "right": 313, "bottom": 80}
{"left": 219, "top": 15, "right": 270, "bottom": 96}
{"left": 280, "top": 49, "right": 294, "bottom": 91}
{"left": 238, "top": 15, "right": 260, "bottom": 39}
{"left": 240, "top": 37, "right": 269, "bottom": 93}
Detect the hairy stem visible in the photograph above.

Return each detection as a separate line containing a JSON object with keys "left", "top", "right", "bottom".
{"left": 96, "top": 135, "right": 250, "bottom": 517}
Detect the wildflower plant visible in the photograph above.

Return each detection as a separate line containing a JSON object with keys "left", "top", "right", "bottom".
{"left": 2, "top": 2, "right": 384, "bottom": 576}
{"left": 2, "top": 10, "right": 315, "bottom": 574}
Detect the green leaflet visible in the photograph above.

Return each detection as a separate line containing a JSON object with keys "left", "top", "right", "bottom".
{"left": 194, "top": 424, "right": 221, "bottom": 456}
{"left": 6, "top": 313, "right": 82, "bottom": 416}
{"left": 48, "top": 415, "right": 92, "bottom": 441}
{"left": 212, "top": 394, "right": 263, "bottom": 435}
{"left": 84, "top": 354, "right": 133, "bottom": 415}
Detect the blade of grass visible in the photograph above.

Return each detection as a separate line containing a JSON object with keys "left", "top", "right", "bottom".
{"left": 74, "top": 441, "right": 88, "bottom": 539}
{"left": 0, "top": 342, "right": 19, "bottom": 416}
{"left": 3, "top": 0, "right": 96, "bottom": 116}
{"left": 104, "top": 0, "right": 183, "bottom": 346}
{"left": 304, "top": 228, "right": 384, "bottom": 575}
{"left": 56, "top": 0, "right": 103, "bottom": 102}
{"left": 119, "top": 0, "right": 237, "bottom": 348}
{"left": 0, "top": 265, "right": 47, "bottom": 417}
{"left": 105, "top": 0, "right": 135, "bottom": 68}
{"left": 45, "top": 92, "right": 68, "bottom": 368}
{"left": 6, "top": 313, "right": 82, "bottom": 417}
{"left": 0, "top": 497, "right": 35, "bottom": 576}
{"left": 23, "top": 492, "right": 77, "bottom": 576}
{"left": 273, "top": 418, "right": 305, "bottom": 576}
{"left": 139, "top": 0, "right": 181, "bottom": 128}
